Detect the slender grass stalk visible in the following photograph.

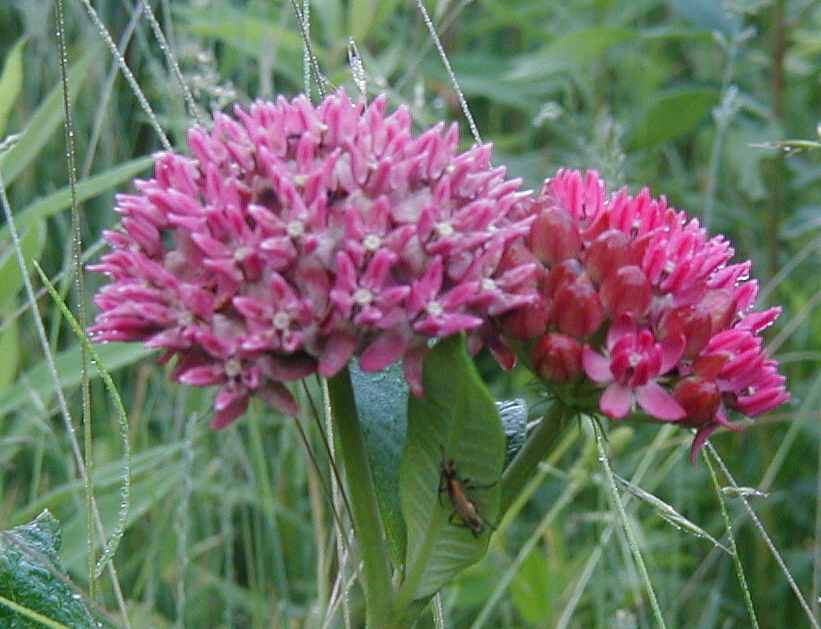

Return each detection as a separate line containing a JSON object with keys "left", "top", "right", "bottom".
{"left": 320, "top": 377, "right": 353, "bottom": 629}
{"left": 81, "top": 3, "right": 142, "bottom": 178}
{"left": 594, "top": 423, "right": 667, "bottom": 629}
{"left": 706, "top": 442, "right": 821, "bottom": 629}
{"left": 815, "top": 431, "right": 821, "bottom": 621}
{"left": 54, "top": 0, "right": 95, "bottom": 599}
{"left": 289, "top": 0, "right": 330, "bottom": 97}
{"left": 414, "top": 0, "right": 482, "bottom": 145}
{"left": 327, "top": 368, "right": 394, "bottom": 628}
{"left": 0, "top": 595, "right": 70, "bottom": 629}
{"left": 704, "top": 448, "right": 759, "bottom": 628}
{"left": 137, "top": 0, "right": 205, "bottom": 127}
{"left": 76, "top": 0, "right": 172, "bottom": 150}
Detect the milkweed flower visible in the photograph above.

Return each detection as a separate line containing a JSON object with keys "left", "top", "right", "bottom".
{"left": 509, "top": 169, "right": 789, "bottom": 460}
{"left": 90, "top": 91, "right": 538, "bottom": 427}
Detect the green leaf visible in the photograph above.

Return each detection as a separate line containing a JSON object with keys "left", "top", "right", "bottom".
{"left": 397, "top": 335, "right": 505, "bottom": 604}
{"left": 670, "top": 0, "right": 737, "bottom": 36}
{"left": 0, "top": 511, "right": 102, "bottom": 628}
{"left": 0, "top": 221, "right": 46, "bottom": 305}
{"left": 510, "top": 27, "right": 634, "bottom": 79}
{"left": 175, "top": 5, "right": 306, "bottom": 60}
{"left": 0, "top": 316, "right": 18, "bottom": 392}
{"left": 628, "top": 87, "right": 719, "bottom": 149}
{"left": 350, "top": 359, "right": 408, "bottom": 564}
{"left": 0, "top": 156, "right": 153, "bottom": 244}
{"left": 348, "top": 0, "right": 400, "bottom": 42}
{"left": 0, "top": 37, "right": 27, "bottom": 138}
{"left": 0, "top": 44, "right": 99, "bottom": 186}
{"left": 0, "top": 343, "right": 152, "bottom": 418}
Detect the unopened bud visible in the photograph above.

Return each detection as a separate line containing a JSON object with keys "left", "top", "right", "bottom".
{"left": 528, "top": 207, "right": 581, "bottom": 265}
{"left": 533, "top": 333, "right": 583, "bottom": 383}
{"left": 600, "top": 265, "right": 652, "bottom": 318}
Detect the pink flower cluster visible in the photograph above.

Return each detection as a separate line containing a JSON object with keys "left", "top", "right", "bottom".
{"left": 90, "top": 91, "right": 538, "bottom": 427}
{"left": 505, "top": 169, "right": 788, "bottom": 460}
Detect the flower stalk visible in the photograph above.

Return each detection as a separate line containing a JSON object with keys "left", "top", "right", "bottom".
{"left": 327, "top": 367, "right": 394, "bottom": 628}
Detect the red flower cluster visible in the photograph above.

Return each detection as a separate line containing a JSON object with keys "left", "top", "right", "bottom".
{"left": 89, "top": 91, "right": 537, "bottom": 427}
{"left": 505, "top": 169, "right": 788, "bottom": 460}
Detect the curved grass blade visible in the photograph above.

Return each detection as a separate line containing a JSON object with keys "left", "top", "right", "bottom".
{"left": 33, "top": 262, "right": 131, "bottom": 580}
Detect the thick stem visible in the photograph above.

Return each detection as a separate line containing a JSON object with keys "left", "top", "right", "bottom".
{"left": 500, "top": 402, "right": 569, "bottom": 516}
{"left": 327, "top": 368, "right": 394, "bottom": 628}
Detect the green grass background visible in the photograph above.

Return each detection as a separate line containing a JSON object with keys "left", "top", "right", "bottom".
{"left": 0, "top": 0, "right": 820, "bottom": 627}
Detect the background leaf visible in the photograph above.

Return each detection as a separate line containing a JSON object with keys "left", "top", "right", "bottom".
{"left": 0, "top": 37, "right": 26, "bottom": 138}
{"left": 628, "top": 87, "right": 719, "bottom": 149}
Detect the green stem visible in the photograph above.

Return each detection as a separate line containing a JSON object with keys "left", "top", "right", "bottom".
{"left": 327, "top": 368, "right": 394, "bottom": 628}
{"left": 500, "top": 402, "right": 569, "bottom": 515}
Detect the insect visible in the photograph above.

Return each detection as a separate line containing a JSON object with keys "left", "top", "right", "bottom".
{"left": 438, "top": 452, "right": 497, "bottom": 538}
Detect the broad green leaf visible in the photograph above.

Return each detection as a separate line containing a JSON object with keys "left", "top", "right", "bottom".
{"left": 0, "top": 221, "right": 46, "bottom": 305}
{"left": 0, "top": 156, "right": 153, "bottom": 244}
{"left": 0, "top": 45, "right": 98, "bottom": 186}
{"left": 0, "top": 37, "right": 26, "bottom": 138}
{"left": 0, "top": 511, "right": 103, "bottom": 628}
{"left": 628, "top": 87, "right": 719, "bottom": 149}
{"left": 497, "top": 398, "right": 527, "bottom": 467}
{"left": 398, "top": 335, "right": 505, "bottom": 603}
{"left": 350, "top": 359, "right": 408, "bottom": 564}
{"left": 510, "top": 27, "right": 634, "bottom": 79}
{"left": 0, "top": 343, "right": 152, "bottom": 417}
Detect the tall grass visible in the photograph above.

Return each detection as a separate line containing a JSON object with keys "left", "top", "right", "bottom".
{"left": 0, "top": 0, "right": 819, "bottom": 626}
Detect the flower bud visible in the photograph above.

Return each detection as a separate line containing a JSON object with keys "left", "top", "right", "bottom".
{"left": 585, "top": 229, "right": 632, "bottom": 283}
{"left": 503, "top": 298, "right": 551, "bottom": 339}
{"left": 528, "top": 207, "right": 581, "bottom": 265}
{"left": 543, "top": 259, "right": 584, "bottom": 299}
{"left": 533, "top": 333, "right": 583, "bottom": 383}
{"left": 600, "top": 265, "right": 652, "bottom": 318}
{"left": 553, "top": 277, "right": 604, "bottom": 338}
{"left": 673, "top": 377, "right": 720, "bottom": 425}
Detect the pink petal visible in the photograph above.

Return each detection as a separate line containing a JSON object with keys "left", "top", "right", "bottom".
{"left": 659, "top": 333, "right": 685, "bottom": 374}
{"left": 360, "top": 330, "right": 410, "bottom": 372}
{"left": 636, "top": 381, "right": 686, "bottom": 421}
{"left": 690, "top": 424, "right": 718, "bottom": 464}
{"left": 257, "top": 382, "right": 300, "bottom": 417}
{"left": 402, "top": 343, "right": 428, "bottom": 397}
{"left": 318, "top": 331, "right": 358, "bottom": 377}
{"left": 177, "top": 364, "right": 226, "bottom": 386}
{"left": 600, "top": 383, "right": 633, "bottom": 419}
{"left": 211, "top": 388, "right": 249, "bottom": 429}
{"left": 582, "top": 347, "right": 613, "bottom": 384}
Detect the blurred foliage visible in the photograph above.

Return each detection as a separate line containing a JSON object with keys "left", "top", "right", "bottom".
{"left": 0, "top": 0, "right": 820, "bottom": 627}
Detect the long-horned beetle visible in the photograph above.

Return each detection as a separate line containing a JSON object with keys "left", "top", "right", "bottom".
{"left": 439, "top": 451, "right": 497, "bottom": 537}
